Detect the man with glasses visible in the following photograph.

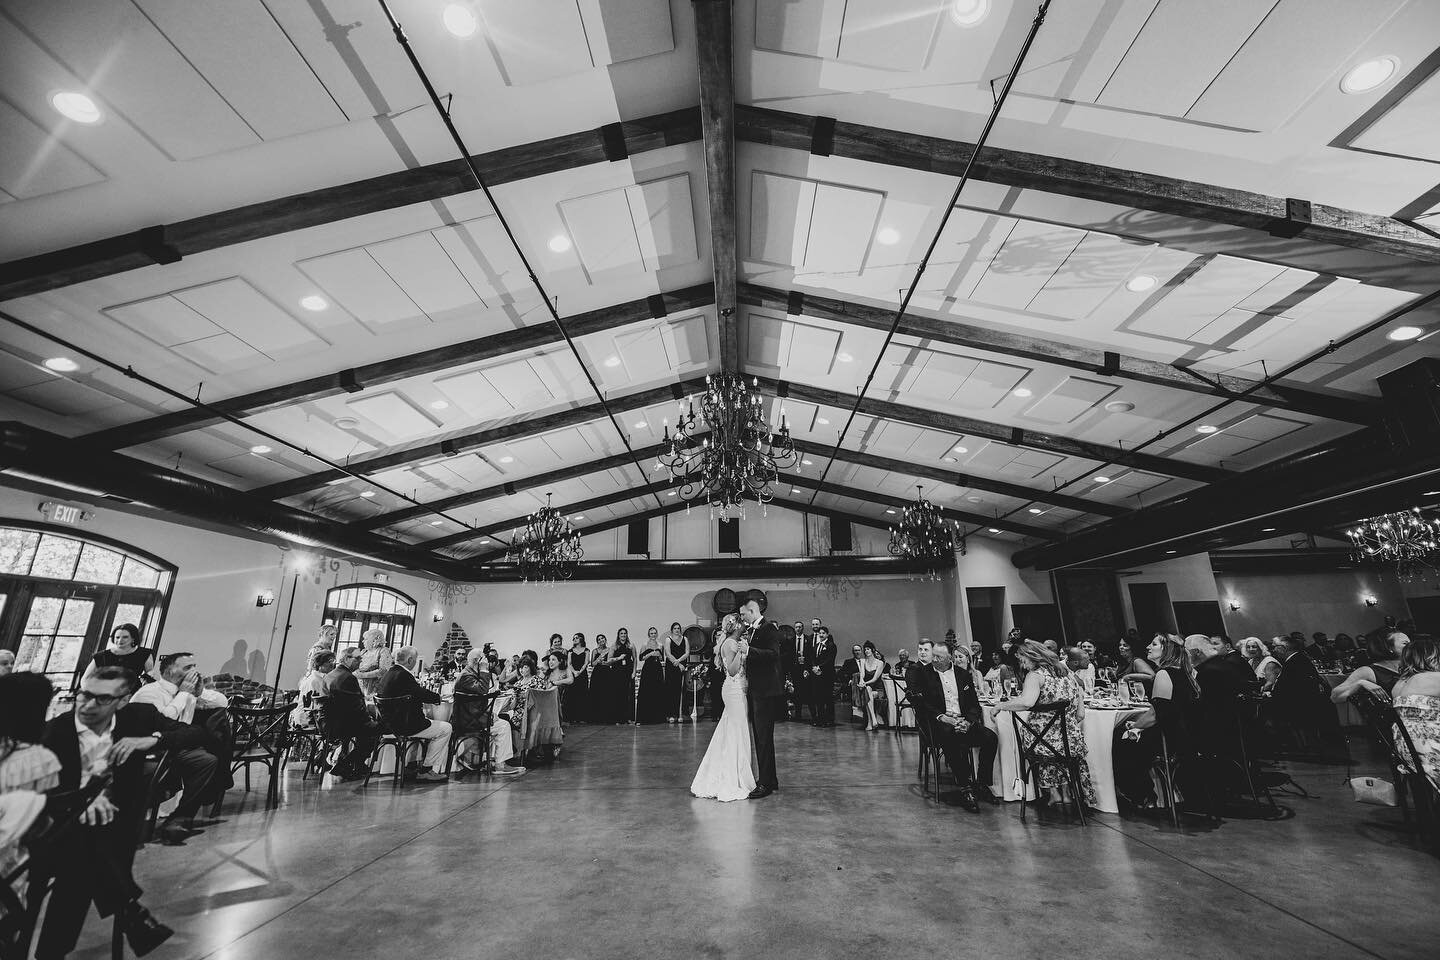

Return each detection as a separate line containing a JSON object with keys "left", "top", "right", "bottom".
{"left": 38, "top": 666, "right": 213, "bottom": 957}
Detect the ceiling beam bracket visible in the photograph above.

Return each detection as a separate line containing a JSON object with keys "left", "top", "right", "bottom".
{"left": 647, "top": 293, "right": 668, "bottom": 319}
{"left": 339, "top": 369, "right": 364, "bottom": 394}
{"left": 810, "top": 116, "right": 836, "bottom": 157}
{"left": 1266, "top": 198, "right": 1313, "bottom": 240}
{"left": 599, "top": 122, "right": 629, "bottom": 162}
{"left": 1100, "top": 351, "right": 1120, "bottom": 377}
{"left": 1010, "top": 426, "right": 1025, "bottom": 445}
{"left": 136, "top": 226, "right": 181, "bottom": 265}
{"left": 786, "top": 290, "right": 805, "bottom": 316}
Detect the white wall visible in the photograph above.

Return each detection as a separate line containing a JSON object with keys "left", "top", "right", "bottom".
{"left": 0, "top": 486, "right": 451, "bottom": 688}
{"left": 1215, "top": 568, "right": 1411, "bottom": 640}
{"left": 951, "top": 536, "right": 1054, "bottom": 646}
{"left": 580, "top": 505, "right": 890, "bottom": 560}
{"left": 1115, "top": 553, "right": 1220, "bottom": 631}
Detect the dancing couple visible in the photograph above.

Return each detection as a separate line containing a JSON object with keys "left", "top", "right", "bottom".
{"left": 689, "top": 599, "right": 784, "bottom": 801}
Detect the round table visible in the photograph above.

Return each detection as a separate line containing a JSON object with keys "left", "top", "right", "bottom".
{"left": 979, "top": 700, "right": 1146, "bottom": 813}
{"left": 880, "top": 675, "right": 915, "bottom": 729}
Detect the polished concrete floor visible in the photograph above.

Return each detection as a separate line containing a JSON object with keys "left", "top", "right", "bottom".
{"left": 69, "top": 721, "right": 1440, "bottom": 960}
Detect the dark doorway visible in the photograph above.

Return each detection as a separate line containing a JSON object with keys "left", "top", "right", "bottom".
{"left": 965, "top": 587, "right": 1004, "bottom": 654}
{"left": 1174, "top": 600, "right": 1226, "bottom": 638}
{"left": 1406, "top": 596, "right": 1439, "bottom": 634}
{"left": 1011, "top": 603, "right": 1062, "bottom": 643}
{"left": 1128, "top": 582, "right": 1177, "bottom": 636}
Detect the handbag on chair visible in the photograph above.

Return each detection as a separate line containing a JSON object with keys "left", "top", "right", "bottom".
{"left": 1348, "top": 776, "right": 1398, "bottom": 806}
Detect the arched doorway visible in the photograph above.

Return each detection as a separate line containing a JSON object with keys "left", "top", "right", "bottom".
{"left": 323, "top": 583, "right": 417, "bottom": 651}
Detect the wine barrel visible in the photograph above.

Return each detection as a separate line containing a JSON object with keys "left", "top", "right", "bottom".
{"left": 712, "top": 587, "right": 738, "bottom": 616}
{"left": 683, "top": 624, "right": 708, "bottom": 655}
{"left": 744, "top": 588, "right": 768, "bottom": 613}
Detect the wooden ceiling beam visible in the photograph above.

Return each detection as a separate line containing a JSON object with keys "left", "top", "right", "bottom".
{"left": 693, "top": 0, "right": 739, "bottom": 368}
{"left": 464, "top": 499, "right": 687, "bottom": 564}
{"left": 85, "top": 284, "right": 713, "bottom": 450}
{"left": 753, "top": 375, "right": 1230, "bottom": 484}
{"left": 0, "top": 109, "right": 702, "bottom": 301}
{"left": 741, "top": 283, "right": 1380, "bottom": 427}
{"left": 787, "top": 437, "right": 1126, "bottom": 518}
{"left": 735, "top": 106, "right": 1440, "bottom": 265}
{"left": 252, "top": 375, "right": 710, "bottom": 502}
{"left": 425, "top": 478, "right": 682, "bottom": 550}
{"left": 782, "top": 474, "right": 1052, "bottom": 539}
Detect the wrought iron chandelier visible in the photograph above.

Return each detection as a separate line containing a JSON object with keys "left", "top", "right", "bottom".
{"left": 507, "top": 492, "right": 583, "bottom": 583}
{"left": 1347, "top": 507, "right": 1440, "bottom": 581}
{"left": 888, "top": 486, "right": 961, "bottom": 573}
{"left": 657, "top": 373, "right": 798, "bottom": 515}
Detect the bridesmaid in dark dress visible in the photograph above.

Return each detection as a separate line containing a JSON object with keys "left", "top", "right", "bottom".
{"left": 663, "top": 622, "right": 688, "bottom": 723}
{"left": 565, "top": 634, "right": 590, "bottom": 724}
{"left": 80, "top": 622, "right": 155, "bottom": 687}
{"left": 608, "top": 629, "right": 635, "bottom": 724}
{"left": 586, "top": 634, "right": 610, "bottom": 723}
{"left": 635, "top": 627, "right": 668, "bottom": 724}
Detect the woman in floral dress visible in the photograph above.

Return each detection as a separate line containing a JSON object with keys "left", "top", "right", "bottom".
{"left": 992, "top": 639, "right": 1096, "bottom": 807}
{"left": 1392, "top": 637, "right": 1440, "bottom": 789}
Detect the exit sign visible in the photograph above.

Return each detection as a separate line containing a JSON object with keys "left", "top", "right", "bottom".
{"left": 40, "top": 501, "right": 88, "bottom": 525}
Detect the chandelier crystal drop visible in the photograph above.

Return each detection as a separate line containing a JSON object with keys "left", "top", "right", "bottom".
{"left": 1347, "top": 507, "right": 1440, "bottom": 582}
{"left": 656, "top": 373, "right": 798, "bottom": 515}
{"left": 508, "top": 492, "right": 583, "bottom": 583}
{"left": 888, "top": 485, "right": 961, "bottom": 576}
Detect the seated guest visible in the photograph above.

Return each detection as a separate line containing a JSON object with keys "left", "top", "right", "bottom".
{"left": 318, "top": 647, "right": 381, "bottom": 780}
{"left": 969, "top": 640, "right": 984, "bottom": 665}
{"left": 909, "top": 642, "right": 999, "bottom": 812}
{"left": 129, "top": 651, "right": 229, "bottom": 723}
{"left": 1391, "top": 638, "right": 1440, "bottom": 789}
{"left": 1264, "top": 632, "right": 1336, "bottom": 748}
{"left": 1113, "top": 635, "right": 1199, "bottom": 808}
{"left": 839, "top": 644, "right": 862, "bottom": 703}
{"left": 905, "top": 639, "right": 933, "bottom": 689}
{"left": 1, "top": 671, "right": 62, "bottom": 792}
{"left": 38, "top": 667, "right": 214, "bottom": 956}
{"left": 952, "top": 645, "right": 985, "bottom": 690}
{"left": 1119, "top": 634, "right": 1157, "bottom": 688}
{"left": 125, "top": 652, "right": 226, "bottom": 838}
{"left": 1185, "top": 634, "right": 1257, "bottom": 762}
{"left": 891, "top": 650, "right": 911, "bottom": 678}
{"left": 0, "top": 648, "right": 13, "bottom": 677}
{"left": 1331, "top": 631, "right": 1408, "bottom": 705}
{"left": 291, "top": 648, "right": 335, "bottom": 731}
{"left": 375, "top": 647, "right": 452, "bottom": 782}
{"left": 856, "top": 643, "right": 886, "bottom": 731}
{"left": 1065, "top": 647, "right": 1095, "bottom": 691}
{"left": 451, "top": 649, "right": 521, "bottom": 776}
{"left": 1242, "top": 637, "right": 1281, "bottom": 690}
{"left": 993, "top": 641, "right": 1096, "bottom": 808}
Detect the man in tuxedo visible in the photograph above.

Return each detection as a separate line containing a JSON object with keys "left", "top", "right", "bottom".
{"left": 38, "top": 666, "right": 213, "bottom": 957}
{"left": 904, "top": 639, "right": 933, "bottom": 689}
{"left": 808, "top": 626, "right": 837, "bottom": 726}
{"left": 376, "top": 646, "right": 452, "bottom": 781}
{"left": 1265, "top": 633, "right": 1336, "bottom": 750}
{"left": 909, "top": 644, "right": 999, "bottom": 813}
{"left": 1184, "top": 634, "right": 1257, "bottom": 764}
{"left": 320, "top": 646, "right": 381, "bottom": 779}
{"left": 738, "top": 599, "right": 784, "bottom": 798}
{"left": 786, "top": 620, "right": 812, "bottom": 721}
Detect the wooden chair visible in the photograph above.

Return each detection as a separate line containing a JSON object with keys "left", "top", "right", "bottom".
{"left": 213, "top": 703, "right": 292, "bottom": 814}
{"left": 912, "top": 712, "right": 947, "bottom": 800}
{"left": 1011, "top": 702, "right": 1088, "bottom": 825}
{"left": 447, "top": 689, "right": 492, "bottom": 776}
{"left": 366, "top": 695, "right": 429, "bottom": 788}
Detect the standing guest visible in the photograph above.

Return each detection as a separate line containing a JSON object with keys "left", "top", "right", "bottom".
{"left": 606, "top": 628, "right": 636, "bottom": 724}
{"left": 909, "top": 642, "right": 999, "bottom": 812}
{"left": 784, "top": 621, "right": 813, "bottom": 722}
{"left": 993, "top": 641, "right": 1096, "bottom": 809}
{"left": 635, "top": 628, "right": 667, "bottom": 724}
{"left": 808, "top": 625, "right": 836, "bottom": 726}
{"left": 1119, "top": 634, "right": 1158, "bottom": 689}
{"left": 565, "top": 634, "right": 590, "bottom": 723}
{"left": 305, "top": 624, "right": 338, "bottom": 671}
{"left": 969, "top": 640, "right": 984, "bottom": 665}
{"left": 0, "top": 648, "right": 14, "bottom": 677}
{"left": 36, "top": 667, "right": 200, "bottom": 957}
{"left": 548, "top": 633, "right": 564, "bottom": 655}
{"left": 81, "top": 623, "right": 155, "bottom": 687}
{"left": 1242, "top": 637, "right": 1281, "bottom": 690}
{"left": 1114, "top": 636, "right": 1199, "bottom": 808}
{"left": 319, "top": 647, "right": 380, "bottom": 780}
{"left": 856, "top": 643, "right": 887, "bottom": 731}
{"left": 375, "top": 647, "right": 451, "bottom": 782}
{"left": 586, "top": 635, "right": 609, "bottom": 722}
{"left": 663, "top": 622, "right": 689, "bottom": 723}
{"left": 354, "top": 628, "right": 393, "bottom": 698}
{"left": 1391, "top": 638, "right": 1440, "bottom": 789}
{"left": 451, "top": 649, "right": 521, "bottom": 776}
{"left": 1332, "top": 632, "right": 1409, "bottom": 704}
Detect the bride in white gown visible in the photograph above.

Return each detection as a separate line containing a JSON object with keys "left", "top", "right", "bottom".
{"left": 690, "top": 614, "right": 757, "bottom": 801}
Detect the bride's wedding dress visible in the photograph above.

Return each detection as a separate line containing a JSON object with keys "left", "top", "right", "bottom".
{"left": 690, "top": 641, "right": 757, "bottom": 802}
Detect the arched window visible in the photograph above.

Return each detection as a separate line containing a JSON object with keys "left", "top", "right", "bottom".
{"left": 0, "top": 522, "right": 175, "bottom": 689}
{"left": 323, "top": 583, "right": 416, "bottom": 652}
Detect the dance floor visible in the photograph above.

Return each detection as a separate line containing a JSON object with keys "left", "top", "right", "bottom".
{"left": 70, "top": 723, "right": 1440, "bottom": 959}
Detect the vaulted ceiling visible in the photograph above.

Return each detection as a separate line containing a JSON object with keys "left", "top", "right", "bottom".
{"left": 2, "top": 0, "right": 1438, "bottom": 578}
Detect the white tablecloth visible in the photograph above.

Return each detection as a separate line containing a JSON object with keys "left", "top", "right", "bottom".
{"left": 979, "top": 702, "right": 1145, "bottom": 814}
{"left": 881, "top": 676, "right": 915, "bottom": 729}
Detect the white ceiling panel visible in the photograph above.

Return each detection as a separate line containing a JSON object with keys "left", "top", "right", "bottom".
{"left": 835, "top": 0, "right": 943, "bottom": 71}
{"left": 529, "top": 351, "right": 586, "bottom": 400}
{"left": 1026, "top": 232, "right": 1156, "bottom": 320}
{"left": 433, "top": 217, "right": 531, "bottom": 300}
{"left": 906, "top": 350, "right": 977, "bottom": 402}
{"left": 782, "top": 319, "right": 840, "bottom": 378}
{"left": 0, "top": 99, "right": 103, "bottom": 199}
{"left": 562, "top": 185, "right": 646, "bottom": 279}
{"left": 483, "top": 359, "right": 554, "bottom": 408}
{"left": 106, "top": 297, "right": 220, "bottom": 348}
{"left": 435, "top": 369, "right": 514, "bottom": 420}
{"left": 969, "top": 219, "right": 1087, "bottom": 308}
{"left": 367, "top": 233, "right": 484, "bottom": 316}
{"left": 629, "top": 175, "right": 699, "bottom": 271}
{"left": 8, "top": 378, "right": 122, "bottom": 416}
{"left": 172, "top": 278, "right": 323, "bottom": 356}
{"left": 754, "top": 0, "right": 844, "bottom": 59}
{"left": 614, "top": 325, "right": 671, "bottom": 381}
{"left": 297, "top": 249, "right": 423, "bottom": 330}
{"left": 346, "top": 392, "right": 440, "bottom": 439}
{"left": 1349, "top": 66, "right": 1440, "bottom": 163}
{"left": 804, "top": 182, "right": 883, "bottom": 276}
{"left": 170, "top": 333, "right": 266, "bottom": 373}
{"left": 580, "top": 0, "right": 676, "bottom": 65}
{"left": 1125, "top": 255, "right": 1287, "bottom": 342}
{"left": 750, "top": 172, "right": 815, "bottom": 265}
{"left": 934, "top": 210, "right": 1014, "bottom": 300}
{"left": 660, "top": 314, "right": 709, "bottom": 367}
{"left": 1023, "top": 377, "right": 1117, "bottom": 426}
{"left": 478, "top": 0, "right": 595, "bottom": 85}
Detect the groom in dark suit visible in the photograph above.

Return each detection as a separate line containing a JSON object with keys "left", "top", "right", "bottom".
{"left": 739, "top": 599, "right": 784, "bottom": 798}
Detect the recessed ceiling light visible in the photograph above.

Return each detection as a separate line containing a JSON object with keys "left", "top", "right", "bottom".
{"left": 836, "top": 352, "right": 853, "bottom": 363}
{"left": 43, "top": 357, "right": 79, "bottom": 372}
{"left": 50, "top": 91, "right": 101, "bottom": 124}
{"left": 953, "top": 446, "right": 968, "bottom": 454}
{"left": 791, "top": 488, "right": 800, "bottom": 494}
{"left": 667, "top": 490, "right": 678, "bottom": 497}
{"left": 1105, "top": 400, "right": 1134, "bottom": 414}
{"left": 966, "top": 496, "right": 982, "bottom": 503}
{"left": 499, "top": 456, "right": 514, "bottom": 464}
{"left": 942, "top": 457, "right": 957, "bottom": 463}
{"left": 801, "top": 459, "right": 813, "bottom": 466}
{"left": 478, "top": 538, "right": 492, "bottom": 544}
{"left": 1093, "top": 476, "right": 1111, "bottom": 483}
{"left": 249, "top": 444, "right": 272, "bottom": 455}
{"left": 876, "top": 227, "right": 901, "bottom": 246}
{"left": 334, "top": 416, "right": 359, "bottom": 429}
{"left": 949, "top": 0, "right": 990, "bottom": 28}
{"left": 1027, "top": 507, "right": 1043, "bottom": 514}
{"left": 573, "top": 515, "right": 585, "bottom": 520}
{"left": 1195, "top": 424, "right": 1219, "bottom": 434}
{"left": 299, "top": 295, "right": 329, "bottom": 311}
{"left": 548, "top": 234, "right": 572, "bottom": 253}
{"left": 1388, "top": 325, "right": 1423, "bottom": 342}
{"left": 1012, "top": 387, "right": 1032, "bottom": 398}
{"left": 987, "top": 527, "right": 1000, "bottom": 534}
{"left": 885, "top": 509, "right": 897, "bottom": 515}
{"left": 816, "top": 417, "right": 830, "bottom": 425}
{"left": 360, "top": 490, "right": 376, "bottom": 498}
{"left": 430, "top": 519, "right": 443, "bottom": 526}
{"left": 1125, "top": 274, "right": 1157, "bottom": 292}
{"left": 1340, "top": 56, "right": 1398, "bottom": 95}
{"left": 442, "top": 3, "right": 479, "bottom": 38}
{"left": 603, "top": 355, "right": 622, "bottom": 368}
{"left": 633, "top": 421, "right": 648, "bottom": 429}
{"left": 1165, "top": 550, "right": 1177, "bottom": 555}
{"left": 1261, "top": 527, "right": 1277, "bottom": 532}
{"left": 430, "top": 399, "right": 450, "bottom": 411}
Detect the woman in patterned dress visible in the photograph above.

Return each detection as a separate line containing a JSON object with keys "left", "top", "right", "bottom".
{"left": 993, "top": 640, "right": 1096, "bottom": 807}
{"left": 1392, "top": 637, "right": 1440, "bottom": 789}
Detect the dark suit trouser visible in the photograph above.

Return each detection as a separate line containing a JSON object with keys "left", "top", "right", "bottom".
{"left": 166, "top": 746, "right": 219, "bottom": 821}
{"left": 933, "top": 722, "right": 998, "bottom": 787}
{"left": 333, "top": 719, "right": 381, "bottom": 773}
{"left": 810, "top": 671, "right": 834, "bottom": 723}
{"left": 34, "top": 820, "right": 143, "bottom": 959}
{"left": 751, "top": 694, "right": 783, "bottom": 789}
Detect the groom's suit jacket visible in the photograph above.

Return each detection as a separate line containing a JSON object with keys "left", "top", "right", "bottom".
{"left": 744, "top": 618, "right": 786, "bottom": 699}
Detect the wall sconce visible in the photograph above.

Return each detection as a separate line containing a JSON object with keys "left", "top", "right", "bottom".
{"left": 256, "top": 590, "right": 275, "bottom": 608}
{"left": 1228, "top": 601, "right": 1240, "bottom": 612}
{"left": 1364, "top": 595, "right": 1378, "bottom": 607}
{"left": 433, "top": 612, "right": 444, "bottom": 623}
